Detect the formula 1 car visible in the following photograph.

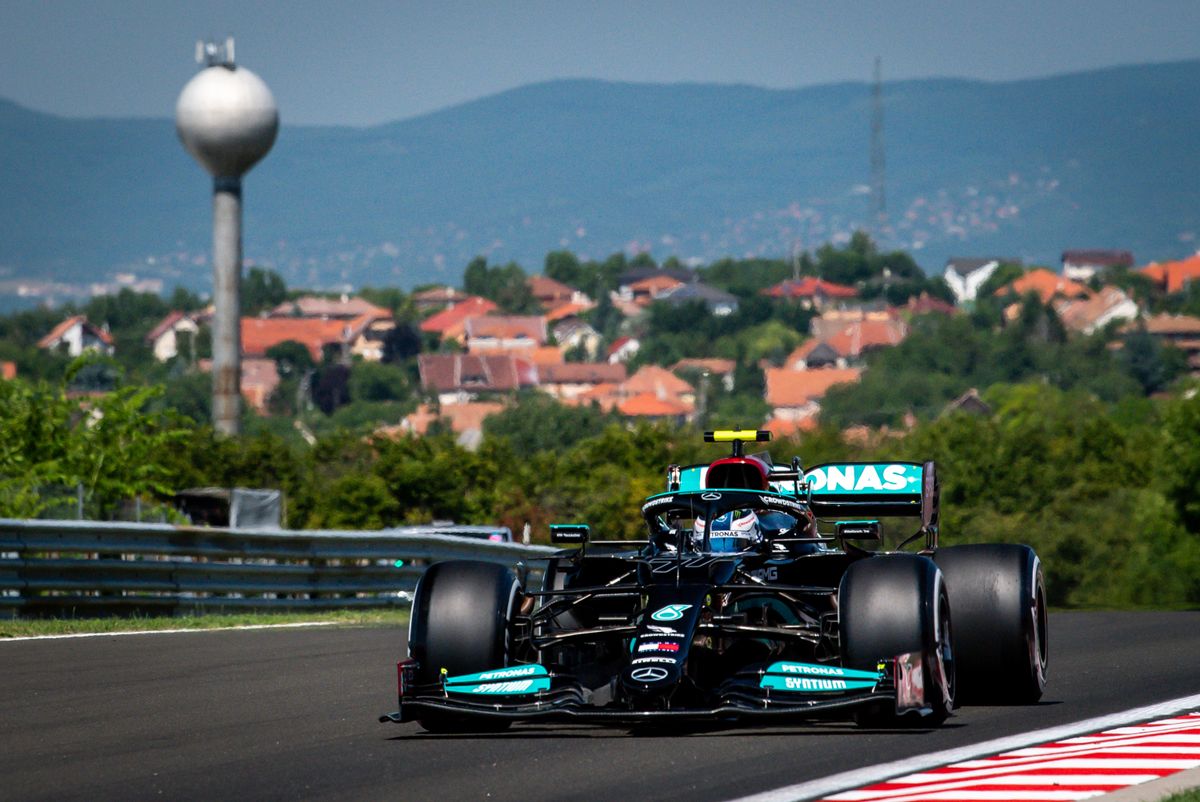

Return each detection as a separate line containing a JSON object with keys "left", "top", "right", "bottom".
{"left": 381, "top": 430, "right": 1047, "bottom": 731}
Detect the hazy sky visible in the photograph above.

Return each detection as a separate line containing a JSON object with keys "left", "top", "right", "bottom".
{"left": 3, "top": 0, "right": 1200, "bottom": 127}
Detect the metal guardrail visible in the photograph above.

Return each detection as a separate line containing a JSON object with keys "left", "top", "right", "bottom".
{"left": 0, "top": 519, "right": 558, "bottom": 616}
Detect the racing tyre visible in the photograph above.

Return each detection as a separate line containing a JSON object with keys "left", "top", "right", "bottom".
{"left": 408, "top": 560, "right": 521, "bottom": 733}
{"left": 839, "top": 553, "right": 955, "bottom": 726}
{"left": 934, "top": 544, "right": 1047, "bottom": 704}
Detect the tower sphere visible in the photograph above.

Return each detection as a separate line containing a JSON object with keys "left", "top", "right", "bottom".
{"left": 175, "top": 64, "right": 278, "bottom": 178}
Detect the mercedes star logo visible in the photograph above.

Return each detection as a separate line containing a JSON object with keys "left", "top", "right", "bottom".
{"left": 630, "top": 666, "right": 670, "bottom": 682}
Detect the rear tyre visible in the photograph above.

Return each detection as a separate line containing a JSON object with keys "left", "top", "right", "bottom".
{"left": 934, "top": 544, "right": 1047, "bottom": 704}
{"left": 407, "top": 560, "right": 520, "bottom": 733}
{"left": 839, "top": 553, "right": 955, "bottom": 726}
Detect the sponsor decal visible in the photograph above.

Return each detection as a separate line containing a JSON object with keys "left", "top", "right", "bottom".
{"left": 477, "top": 665, "right": 540, "bottom": 681}
{"left": 748, "top": 567, "right": 779, "bottom": 582}
{"left": 637, "top": 642, "right": 680, "bottom": 653}
{"left": 805, "top": 463, "right": 921, "bottom": 494}
{"left": 631, "top": 657, "right": 677, "bottom": 665}
{"left": 629, "top": 666, "right": 670, "bottom": 682}
{"left": 760, "top": 675, "right": 877, "bottom": 693}
{"left": 447, "top": 676, "right": 553, "bottom": 695}
{"left": 642, "top": 496, "right": 676, "bottom": 511}
{"left": 700, "top": 491, "right": 723, "bottom": 500}
{"left": 764, "top": 661, "right": 881, "bottom": 681}
{"left": 647, "top": 556, "right": 721, "bottom": 573}
{"left": 651, "top": 604, "right": 693, "bottom": 622}
{"left": 444, "top": 664, "right": 551, "bottom": 695}
{"left": 761, "top": 494, "right": 805, "bottom": 512}
{"left": 645, "top": 624, "right": 682, "bottom": 636}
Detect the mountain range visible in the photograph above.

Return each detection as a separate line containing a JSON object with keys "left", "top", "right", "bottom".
{"left": 2, "top": 59, "right": 1200, "bottom": 293}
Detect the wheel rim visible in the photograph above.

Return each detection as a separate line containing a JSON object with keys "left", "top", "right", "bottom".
{"left": 938, "top": 590, "right": 956, "bottom": 706}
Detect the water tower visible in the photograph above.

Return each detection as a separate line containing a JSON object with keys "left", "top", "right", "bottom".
{"left": 175, "top": 37, "right": 278, "bottom": 436}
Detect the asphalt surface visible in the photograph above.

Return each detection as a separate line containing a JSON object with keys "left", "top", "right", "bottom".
{"left": 1, "top": 611, "right": 1198, "bottom": 802}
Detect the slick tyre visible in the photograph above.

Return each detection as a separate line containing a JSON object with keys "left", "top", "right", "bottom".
{"left": 934, "top": 544, "right": 1047, "bottom": 704}
{"left": 839, "top": 553, "right": 955, "bottom": 727}
{"left": 407, "top": 560, "right": 520, "bottom": 733}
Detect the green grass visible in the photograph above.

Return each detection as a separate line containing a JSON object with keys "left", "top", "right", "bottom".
{"left": 1163, "top": 789, "right": 1200, "bottom": 802}
{"left": 0, "top": 609, "right": 408, "bottom": 638}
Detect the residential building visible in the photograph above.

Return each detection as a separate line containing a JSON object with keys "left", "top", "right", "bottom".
{"left": 269, "top": 295, "right": 390, "bottom": 320}
{"left": 552, "top": 319, "right": 601, "bottom": 359}
{"left": 417, "top": 353, "right": 537, "bottom": 405}
{"left": 624, "top": 274, "right": 685, "bottom": 306}
{"left": 905, "top": 292, "right": 958, "bottom": 316}
{"left": 386, "top": 401, "right": 506, "bottom": 451}
{"left": 37, "top": 316, "right": 114, "bottom": 357}
{"left": 197, "top": 357, "right": 281, "bottom": 413}
{"left": 791, "top": 316, "right": 909, "bottom": 369}
{"left": 241, "top": 317, "right": 353, "bottom": 362}
{"left": 145, "top": 311, "right": 201, "bottom": 362}
{"left": 1054, "top": 286, "right": 1140, "bottom": 334}
{"left": 537, "top": 363, "right": 627, "bottom": 401}
{"left": 764, "top": 366, "right": 862, "bottom": 423}
{"left": 1, "top": 361, "right": 15, "bottom": 380}
{"left": 762, "top": 277, "right": 858, "bottom": 309}
{"left": 463, "top": 315, "right": 547, "bottom": 352}
{"left": 658, "top": 282, "right": 739, "bottom": 316}
{"left": 943, "top": 388, "right": 991, "bottom": 417}
{"left": 606, "top": 336, "right": 640, "bottom": 364}
{"left": 671, "top": 358, "right": 737, "bottom": 392}
{"left": 1123, "top": 314, "right": 1200, "bottom": 374}
{"left": 412, "top": 286, "right": 468, "bottom": 312}
{"left": 995, "top": 268, "right": 1089, "bottom": 305}
{"left": 943, "top": 257, "right": 1018, "bottom": 305}
{"left": 419, "top": 296, "right": 498, "bottom": 341}
{"left": 1061, "top": 250, "right": 1133, "bottom": 282}
{"left": 1140, "top": 254, "right": 1200, "bottom": 295}
{"left": 527, "top": 275, "right": 590, "bottom": 309}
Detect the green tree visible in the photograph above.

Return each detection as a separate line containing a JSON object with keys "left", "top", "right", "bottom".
{"left": 242, "top": 267, "right": 288, "bottom": 314}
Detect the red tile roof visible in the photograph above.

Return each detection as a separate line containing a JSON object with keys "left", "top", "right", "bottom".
{"left": 545, "top": 300, "right": 594, "bottom": 322}
{"left": 1140, "top": 254, "right": 1200, "bottom": 294}
{"left": 419, "top": 296, "right": 498, "bottom": 335}
{"left": 527, "top": 274, "right": 580, "bottom": 303}
{"left": 387, "top": 401, "right": 507, "bottom": 437}
{"left": 145, "top": 310, "right": 190, "bottom": 344}
{"left": 617, "top": 392, "right": 692, "bottom": 417}
{"left": 764, "top": 367, "right": 862, "bottom": 407}
{"left": 464, "top": 314, "right": 547, "bottom": 343}
{"left": 622, "top": 364, "right": 694, "bottom": 397}
{"left": 762, "top": 415, "right": 818, "bottom": 438}
{"left": 995, "top": 269, "right": 1089, "bottom": 303}
{"left": 1137, "top": 313, "right": 1200, "bottom": 335}
{"left": 240, "top": 317, "right": 349, "bottom": 360}
{"left": 1, "top": 361, "right": 15, "bottom": 380}
{"left": 762, "top": 277, "right": 858, "bottom": 299}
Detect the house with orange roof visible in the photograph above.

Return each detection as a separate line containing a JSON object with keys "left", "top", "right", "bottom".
{"left": 145, "top": 310, "right": 201, "bottom": 362}
{"left": 616, "top": 393, "right": 692, "bottom": 422}
{"left": 419, "top": 296, "right": 498, "bottom": 341}
{"left": 37, "top": 316, "right": 114, "bottom": 357}
{"left": 1140, "top": 254, "right": 1200, "bottom": 295}
{"left": 463, "top": 315, "right": 547, "bottom": 352}
{"left": 995, "top": 268, "right": 1090, "bottom": 304}
{"left": 625, "top": 274, "right": 685, "bottom": 306}
{"left": 270, "top": 295, "right": 391, "bottom": 320}
{"left": 527, "top": 275, "right": 590, "bottom": 309}
{"left": 385, "top": 401, "right": 507, "bottom": 450}
{"left": 621, "top": 364, "right": 696, "bottom": 406}
{"left": 1, "top": 361, "right": 16, "bottom": 380}
{"left": 762, "top": 276, "right": 858, "bottom": 309}
{"left": 241, "top": 317, "right": 351, "bottom": 362}
{"left": 197, "top": 357, "right": 281, "bottom": 413}
{"left": 789, "top": 317, "right": 908, "bottom": 369}
{"left": 1053, "top": 286, "right": 1139, "bottom": 334}
{"left": 764, "top": 366, "right": 862, "bottom": 423}
{"left": 762, "top": 415, "right": 818, "bottom": 440}
{"left": 905, "top": 292, "right": 959, "bottom": 316}
{"left": 1062, "top": 250, "right": 1133, "bottom": 282}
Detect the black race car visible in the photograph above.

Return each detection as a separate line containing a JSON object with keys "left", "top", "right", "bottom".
{"left": 382, "top": 430, "right": 1047, "bottom": 731}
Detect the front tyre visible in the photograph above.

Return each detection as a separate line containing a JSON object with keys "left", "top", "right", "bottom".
{"left": 407, "top": 560, "right": 521, "bottom": 732}
{"left": 934, "top": 544, "right": 1047, "bottom": 704}
{"left": 839, "top": 553, "right": 955, "bottom": 726}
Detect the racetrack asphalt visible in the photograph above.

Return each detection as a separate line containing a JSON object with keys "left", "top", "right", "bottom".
{"left": 1, "top": 611, "right": 1197, "bottom": 802}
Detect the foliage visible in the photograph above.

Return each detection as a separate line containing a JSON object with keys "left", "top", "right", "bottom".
{"left": 482, "top": 392, "right": 618, "bottom": 452}
{"left": 242, "top": 267, "right": 288, "bottom": 315}
{"left": 462, "top": 256, "right": 540, "bottom": 313}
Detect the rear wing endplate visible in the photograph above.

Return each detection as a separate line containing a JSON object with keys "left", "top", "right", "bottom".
{"left": 799, "top": 461, "right": 939, "bottom": 531}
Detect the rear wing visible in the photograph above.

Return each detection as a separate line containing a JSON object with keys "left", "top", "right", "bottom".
{"left": 799, "top": 461, "right": 939, "bottom": 532}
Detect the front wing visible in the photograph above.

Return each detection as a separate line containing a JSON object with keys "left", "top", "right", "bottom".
{"left": 380, "top": 654, "right": 941, "bottom": 726}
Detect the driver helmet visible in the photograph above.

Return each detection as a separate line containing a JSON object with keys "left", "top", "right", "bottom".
{"left": 695, "top": 509, "right": 761, "bottom": 553}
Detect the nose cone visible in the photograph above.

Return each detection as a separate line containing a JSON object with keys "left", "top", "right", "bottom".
{"left": 175, "top": 64, "right": 279, "bottom": 178}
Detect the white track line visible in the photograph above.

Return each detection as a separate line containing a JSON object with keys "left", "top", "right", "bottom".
{"left": 726, "top": 693, "right": 1200, "bottom": 802}
{"left": 0, "top": 621, "right": 340, "bottom": 642}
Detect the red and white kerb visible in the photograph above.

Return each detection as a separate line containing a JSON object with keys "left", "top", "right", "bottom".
{"left": 822, "top": 712, "right": 1200, "bottom": 802}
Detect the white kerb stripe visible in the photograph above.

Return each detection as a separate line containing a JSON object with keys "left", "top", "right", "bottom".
{"left": 723, "top": 693, "right": 1200, "bottom": 802}
{"left": 829, "top": 791, "right": 1106, "bottom": 801}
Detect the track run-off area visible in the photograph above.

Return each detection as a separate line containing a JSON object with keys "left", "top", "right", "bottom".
{"left": 2, "top": 611, "right": 1197, "bottom": 802}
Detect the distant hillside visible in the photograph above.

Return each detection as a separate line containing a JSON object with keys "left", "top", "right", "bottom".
{"left": 3, "top": 60, "right": 1200, "bottom": 291}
